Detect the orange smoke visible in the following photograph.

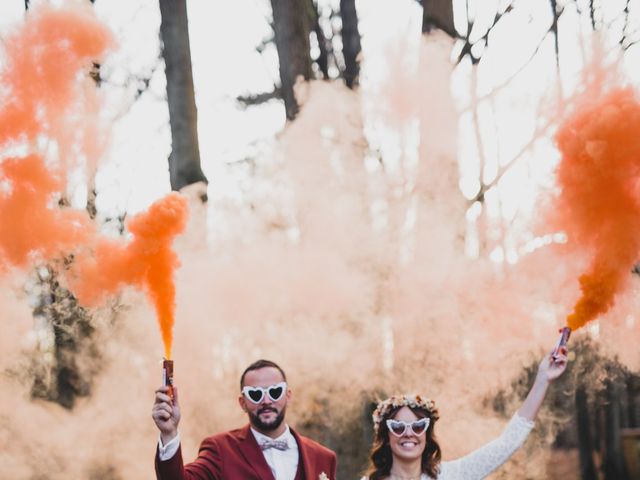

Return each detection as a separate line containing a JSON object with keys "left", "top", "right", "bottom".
{"left": 0, "top": 1, "right": 114, "bottom": 147}
{"left": 0, "top": 154, "right": 94, "bottom": 271}
{"left": 555, "top": 87, "right": 640, "bottom": 330}
{"left": 0, "top": 2, "right": 189, "bottom": 358}
{"left": 0, "top": 2, "right": 109, "bottom": 271}
{"left": 71, "top": 193, "right": 189, "bottom": 358}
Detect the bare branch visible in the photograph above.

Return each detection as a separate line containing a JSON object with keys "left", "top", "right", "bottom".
{"left": 623, "top": 36, "right": 640, "bottom": 51}
{"left": 468, "top": 81, "right": 603, "bottom": 204}
{"left": 256, "top": 33, "right": 276, "bottom": 54}
{"left": 469, "top": 115, "right": 557, "bottom": 205}
{"left": 460, "top": 22, "right": 557, "bottom": 111}
{"left": 236, "top": 87, "right": 283, "bottom": 108}
{"left": 99, "top": 54, "right": 164, "bottom": 123}
{"left": 549, "top": 0, "right": 561, "bottom": 67}
{"left": 456, "top": 3, "right": 515, "bottom": 65}
{"left": 620, "top": 0, "right": 631, "bottom": 49}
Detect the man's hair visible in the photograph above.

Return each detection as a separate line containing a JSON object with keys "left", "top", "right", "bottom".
{"left": 239, "top": 359, "right": 287, "bottom": 389}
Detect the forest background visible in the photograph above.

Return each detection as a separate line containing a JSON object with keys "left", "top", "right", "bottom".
{"left": 1, "top": 0, "right": 640, "bottom": 479}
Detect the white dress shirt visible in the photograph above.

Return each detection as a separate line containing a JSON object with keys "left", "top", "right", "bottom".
{"left": 158, "top": 425, "right": 300, "bottom": 480}
{"left": 251, "top": 425, "right": 300, "bottom": 480}
{"left": 158, "top": 431, "right": 180, "bottom": 461}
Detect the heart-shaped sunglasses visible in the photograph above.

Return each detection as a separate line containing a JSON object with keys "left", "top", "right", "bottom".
{"left": 242, "top": 382, "right": 287, "bottom": 404}
{"left": 386, "top": 417, "right": 430, "bottom": 437}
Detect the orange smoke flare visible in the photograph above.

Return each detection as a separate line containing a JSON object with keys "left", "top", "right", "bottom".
{"left": 0, "top": 1, "right": 114, "bottom": 147}
{"left": 0, "top": 2, "right": 111, "bottom": 271}
{"left": 0, "top": 3, "right": 188, "bottom": 358}
{"left": 71, "top": 193, "right": 190, "bottom": 359}
{"left": 0, "top": 154, "right": 94, "bottom": 270}
{"left": 554, "top": 87, "right": 640, "bottom": 330}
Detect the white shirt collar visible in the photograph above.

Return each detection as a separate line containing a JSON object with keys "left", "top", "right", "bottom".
{"left": 250, "top": 424, "right": 295, "bottom": 444}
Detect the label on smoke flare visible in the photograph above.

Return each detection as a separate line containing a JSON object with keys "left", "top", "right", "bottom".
{"left": 558, "top": 327, "right": 571, "bottom": 346}
{"left": 163, "top": 360, "right": 174, "bottom": 399}
{"left": 162, "top": 366, "right": 173, "bottom": 386}
{"left": 553, "top": 327, "right": 571, "bottom": 357}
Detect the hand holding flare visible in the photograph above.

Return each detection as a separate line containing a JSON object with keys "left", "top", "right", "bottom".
{"left": 153, "top": 383, "right": 181, "bottom": 445}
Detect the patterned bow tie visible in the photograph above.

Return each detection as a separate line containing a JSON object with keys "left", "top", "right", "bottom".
{"left": 260, "top": 439, "right": 289, "bottom": 451}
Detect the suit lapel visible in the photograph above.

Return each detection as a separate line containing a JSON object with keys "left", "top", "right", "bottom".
{"left": 236, "top": 425, "right": 276, "bottom": 480}
{"left": 291, "top": 427, "right": 315, "bottom": 480}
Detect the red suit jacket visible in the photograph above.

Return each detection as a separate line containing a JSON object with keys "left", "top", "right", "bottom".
{"left": 155, "top": 424, "right": 337, "bottom": 480}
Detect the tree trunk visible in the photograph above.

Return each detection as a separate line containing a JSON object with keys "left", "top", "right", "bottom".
{"left": 310, "top": 0, "right": 329, "bottom": 79}
{"left": 629, "top": 376, "right": 639, "bottom": 427}
{"left": 340, "top": 0, "right": 361, "bottom": 88}
{"left": 270, "top": 0, "right": 312, "bottom": 120}
{"left": 23, "top": 0, "right": 101, "bottom": 410}
{"left": 415, "top": 0, "right": 465, "bottom": 257}
{"left": 30, "top": 268, "right": 98, "bottom": 410}
{"left": 159, "top": 0, "right": 208, "bottom": 192}
{"left": 576, "top": 384, "right": 598, "bottom": 480}
{"left": 422, "top": 0, "right": 456, "bottom": 37}
{"left": 602, "top": 380, "right": 629, "bottom": 479}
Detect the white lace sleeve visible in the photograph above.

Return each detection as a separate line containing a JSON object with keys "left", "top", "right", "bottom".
{"left": 438, "top": 414, "right": 534, "bottom": 480}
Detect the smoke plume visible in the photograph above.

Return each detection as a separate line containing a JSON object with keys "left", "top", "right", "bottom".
{"left": 0, "top": 2, "right": 187, "bottom": 364}
{"left": 554, "top": 87, "right": 640, "bottom": 330}
{"left": 71, "top": 192, "right": 189, "bottom": 358}
{"left": 0, "top": 154, "right": 94, "bottom": 271}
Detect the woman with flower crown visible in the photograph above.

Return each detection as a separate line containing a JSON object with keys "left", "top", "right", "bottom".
{"left": 361, "top": 345, "right": 569, "bottom": 480}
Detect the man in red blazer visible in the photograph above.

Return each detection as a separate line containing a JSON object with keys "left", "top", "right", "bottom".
{"left": 152, "top": 359, "right": 337, "bottom": 480}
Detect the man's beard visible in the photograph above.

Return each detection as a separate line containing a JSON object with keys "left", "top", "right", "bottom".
{"left": 249, "top": 405, "right": 286, "bottom": 431}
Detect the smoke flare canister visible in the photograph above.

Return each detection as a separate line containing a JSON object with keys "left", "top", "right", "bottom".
{"left": 552, "top": 327, "right": 571, "bottom": 359}
{"left": 163, "top": 359, "right": 174, "bottom": 400}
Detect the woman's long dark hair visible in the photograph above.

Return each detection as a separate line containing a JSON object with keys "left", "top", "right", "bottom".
{"left": 365, "top": 405, "right": 442, "bottom": 480}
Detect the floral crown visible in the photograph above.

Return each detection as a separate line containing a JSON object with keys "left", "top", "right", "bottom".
{"left": 372, "top": 394, "right": 439, "bottom": 434}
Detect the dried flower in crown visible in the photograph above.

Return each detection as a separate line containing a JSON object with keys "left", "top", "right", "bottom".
{"left": 372, "top": 394, "right": 439, "bottom": 434}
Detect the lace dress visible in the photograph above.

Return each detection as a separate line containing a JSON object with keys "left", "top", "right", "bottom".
{"left": 362, "top": 414, "right": 534, "bottom": 480}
